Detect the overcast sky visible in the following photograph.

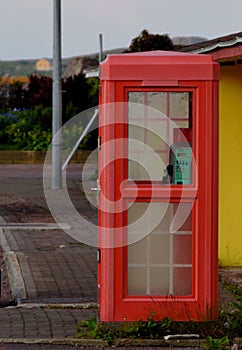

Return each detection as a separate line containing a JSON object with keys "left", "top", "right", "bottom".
{"left": 1, "top": 0, "right": 242, "bottom": 60}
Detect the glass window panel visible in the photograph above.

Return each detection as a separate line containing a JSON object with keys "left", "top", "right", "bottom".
{"left": 150, "top": 268, "right": 169, "bottom": 295}
{"left": 128, "top": 239, "right": 148, "bottom": 264}
{"left": 170, "top": 202, "right": 192, "bottom": 232}
{"left": 169, "top": 92, "right": 189, "bottom": 118}
{"left": 128, "top": 160, "right": 150, "bottom": 180}
{"left": 128, "top": 91, "right": 192, "bottom": 183}
{"left": 129, "top": 92, "right": 145, "bottom": 105}
{"left": 174, "top": 120, "right": 189, "bottom": 129}
{"left": 128, "top": 202, "right": 193, "bottom": 296}
{"left": 173, "top": 235, "right": 192, "bottom": 264}
{"left": 147, "top": 92, "right": 167, "bottom": 115}
{"left": 128, "top": 202, "right": 149, "bottom": 224}
{"left": 128, "top": 267, "right": 147, "bottom": 295}
{"left": 173, "top": 268, "right": 192, "bottom": 295}
{"left": 149, "top": 234, "right": 169, "bottom": 264}
{"left": 146, "top": 122, "right": 170, "bottom": 150}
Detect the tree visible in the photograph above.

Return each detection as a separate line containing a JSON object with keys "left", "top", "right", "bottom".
{"left": 24, "top": 74, "right": 52, "bottom": 109}
{"left": 62, "top": 73, "right": 95, "bottom": 123}
{"left": 127, "top": 29, "right": 174, "bottom": 53}
{"left": 0, "top": 80, "right": 24, "bottom": 112}
{"left": 0, "top": 71, "right": 99, "bottom": 150}
{"left": 8, "top": 81, "right": 24, "bottom": 110}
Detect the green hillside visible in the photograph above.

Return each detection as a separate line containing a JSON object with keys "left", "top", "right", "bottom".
{"left": 0, "top": 58, "right": 70, "bottom": 77}
{"left": 0, "top": 48, "right": 125, "bottom": 77}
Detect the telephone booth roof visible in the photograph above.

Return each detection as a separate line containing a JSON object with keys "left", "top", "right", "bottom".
{"left": 100, "top": 50, "right": 220, "bottom": 82}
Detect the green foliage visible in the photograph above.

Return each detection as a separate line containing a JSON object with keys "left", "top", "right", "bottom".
{"left": 77, "top": 314, "right": 173, "bottom": 345}
{"left": 77, "top": 292, "right": 242, "bottom": 345}
{"left": 0, "top": 69, "right": 99, "bottom": 150}
{"left": 86, "top": 78, "right": 99, "bottom": 106}
{"left": 127, "top": 29, "right": 174, "bottom": 53}
{"left": 64, "top": 101, "right": 79, "bottom": 121}
{"left": 0, "top": 60, "right": 37, "bottom": 76}
{"left": 204, "top": 335, "right": 229, "bottom": 349}
{"left": 62, "top": 123, "right": 83, "bottom": 150}
{"left": 78, "top": 317, "right": 98, "bottom": 337}
{"left": 130, "top": 314, "right": 172, "bottom": 339}
{"left": 0, "top": 114, "right": 16, "bottom": 144}
{"left": 0, "top": 58, "right": 71, "bottom": 77}
{"left": 6, "top": 107, "right": 51, "bottom": 150}
{"left": 228, "top": 301, "right": 242, "bottom": 336}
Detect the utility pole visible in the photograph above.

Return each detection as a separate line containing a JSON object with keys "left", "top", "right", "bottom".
{"left": 99, "top": 33, "right": 103, "bottom": 64}
{"left": 52, "top": 0, "right": 62, "bottom": 189}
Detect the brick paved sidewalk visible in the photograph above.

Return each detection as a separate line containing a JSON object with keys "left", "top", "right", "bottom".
{"left": 1, "top": 225, "right": 97, "bottom": 304}
{"left": 0, "top": 306, "right": 97, "bottom": 340}
{"left": 0, "top": 164, "right": 99, "bottom": 341}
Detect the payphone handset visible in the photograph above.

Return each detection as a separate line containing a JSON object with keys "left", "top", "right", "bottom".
{"left": 162, "top": 128, "right": 192, "bottom": 185}
{"left": 171, "top": 128, "right": 192, "bottom": 185}
{"left": 170, "top": 144, "right": 192, "bottom": 184}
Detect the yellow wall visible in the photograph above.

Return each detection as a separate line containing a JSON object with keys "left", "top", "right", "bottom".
{"left": 219, "top": 64, "right": 242, "bottom": 266}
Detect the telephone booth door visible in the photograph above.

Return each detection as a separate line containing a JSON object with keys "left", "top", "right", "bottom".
{"left": 98, "top": 51, "right": 219, "bottom": 322}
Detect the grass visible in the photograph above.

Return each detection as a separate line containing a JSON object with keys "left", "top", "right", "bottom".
{"left": 76, "top": 277, "right": 242, "bottom": 347}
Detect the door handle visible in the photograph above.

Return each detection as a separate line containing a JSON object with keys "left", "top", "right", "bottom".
{"left": 91, "top": 180, "right": 101, "bottom": 196}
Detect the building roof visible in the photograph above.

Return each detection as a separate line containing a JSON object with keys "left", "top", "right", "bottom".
{"left": 62, "top": 57, "right": 83, "bottom": 80}
{"left": 180, "top": 31, "right": 242, "bottom": 62}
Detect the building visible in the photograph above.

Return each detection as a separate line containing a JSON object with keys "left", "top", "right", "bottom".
{"left": 182, "top": 31, "right": 242, "bottom": 266}
{"left": 35, "top": 58, "right": 51, "bottom": 71}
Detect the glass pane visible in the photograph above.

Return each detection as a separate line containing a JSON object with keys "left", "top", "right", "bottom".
{"left": 173, "top": 268, "right": 192, "bottom": 295}
{"left": 128, "top": 91, "right": 192, "bottom": 183}
{"left": 174, "top": 235, "right": 192, "bottom": 264}
{"left": 128, "top": 267, "right": 147, "bottom": 295}
{"left": 169, "top": 92, "right": 189, "bottom": 118}
{"left": 128, "top": 202, "right": 193, "bottom": 296}
{"left": 150, "top": 268, "right": 169, "bottom": 295}
{"left": 147, "top": 92, "right": 167, "bottom": 114}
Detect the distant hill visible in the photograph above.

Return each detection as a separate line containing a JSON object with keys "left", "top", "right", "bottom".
{"left": 0, "top": 58, "right": 70, "bottom": 77}
{"left": 172, "top": 36, "right": 208, "bottom": 46}
{"left": 0, "top": 39, "right": 209, "bottom": 78}
{"left": 0, "top": 48, "right": 125, "bottom": 78}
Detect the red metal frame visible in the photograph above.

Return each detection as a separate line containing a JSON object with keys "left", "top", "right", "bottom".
{"left": 98, "top": 51, "right": 219, "bottom": 322}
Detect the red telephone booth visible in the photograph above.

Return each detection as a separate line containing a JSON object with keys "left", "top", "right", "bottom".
{"left": 98, "top": 51, "right": 219, "bottom": 322}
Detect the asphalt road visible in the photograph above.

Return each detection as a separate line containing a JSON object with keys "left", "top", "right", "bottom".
{"left": 0, "top": 163, "right": 85, "bottom": 209}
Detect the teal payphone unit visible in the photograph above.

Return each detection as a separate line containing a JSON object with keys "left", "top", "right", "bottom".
{"left": 170, "top": 145, "right": 192, "bottom": 184}
{"left": 163, "top": 128, "right": 192, "bottom": 185}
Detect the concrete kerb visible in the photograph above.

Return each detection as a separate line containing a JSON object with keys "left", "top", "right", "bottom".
{"left": 2, "top": 250, "right": 27, "bottom": 302}
{"left": 0, "top": 338, "right": 106, "bottom": 347}
{"left": 0, "top": 337, "right": 241, "bottom": 348}
{"left": 0, "top": 216, "right": 27, "bottom": 302}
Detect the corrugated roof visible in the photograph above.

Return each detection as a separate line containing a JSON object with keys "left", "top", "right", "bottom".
{"left": 180, "top": 31, "right": 242, "bottom": 54}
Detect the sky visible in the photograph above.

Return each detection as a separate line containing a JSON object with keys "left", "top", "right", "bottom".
{"left": 1, "top": 0, "right": 242, "bottom": 61}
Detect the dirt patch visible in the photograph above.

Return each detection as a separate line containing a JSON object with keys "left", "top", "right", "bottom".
{"left": 0, "top": 192, "right": 54, "bottom": 223}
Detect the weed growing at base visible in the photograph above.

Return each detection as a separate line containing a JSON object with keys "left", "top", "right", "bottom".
{"left": 76, "top": 280, "right": 242, "bottom": 346}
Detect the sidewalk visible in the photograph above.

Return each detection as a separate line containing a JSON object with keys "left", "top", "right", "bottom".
{"left": 0, "top": 164, "right": 241, "bottom": 346}
{"left": 0, "top": 164, "right": 98, "bottom": 342}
